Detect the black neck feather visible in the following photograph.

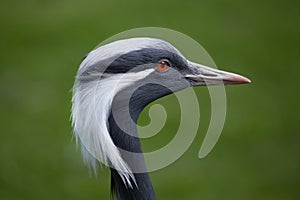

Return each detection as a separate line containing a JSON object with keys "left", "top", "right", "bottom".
{"left": 108, "top": 84, "right": 165, "bottom": 200}
{"left": 108, "top": 112, "right": 156, "bottom": 200}
{"left": 108, "top": 83, "right": 173, "bottom": 199}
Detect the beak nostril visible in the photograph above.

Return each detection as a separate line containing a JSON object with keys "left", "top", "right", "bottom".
{"left": 201, "top": 73, "right": 218, "bottom": 77}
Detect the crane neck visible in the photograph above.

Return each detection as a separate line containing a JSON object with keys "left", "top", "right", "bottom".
{"left": 108, "top": 86, "right": 157, "bottom": 200}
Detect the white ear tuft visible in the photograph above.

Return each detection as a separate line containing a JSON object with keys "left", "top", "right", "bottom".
{"left": 71, "top": 78, "right": 136, "bottom": 187}
{"left": 71, "top": 68, "right": 154, "bottom": 187}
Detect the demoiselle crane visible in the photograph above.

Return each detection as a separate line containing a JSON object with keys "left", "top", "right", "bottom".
{"left": 71, "top": 38, "right": 250, "bottom": 199}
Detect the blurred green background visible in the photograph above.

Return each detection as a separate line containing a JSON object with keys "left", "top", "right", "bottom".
{"left": 1, "top": 0, "right": 299, "bottom": 199}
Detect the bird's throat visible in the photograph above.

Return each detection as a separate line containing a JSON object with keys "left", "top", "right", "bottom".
{"left": 107, "top": 82, "right": 174, "bottom": 199}
{"left": 108, "top": 97, "right": 156, "bottom": 200}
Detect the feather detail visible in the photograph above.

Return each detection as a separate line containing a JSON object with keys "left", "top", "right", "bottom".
{"left": 71, "top": 69, "right": 154, "bottom": 187}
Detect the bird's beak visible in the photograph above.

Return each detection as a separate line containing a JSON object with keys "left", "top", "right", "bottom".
{"left": 185, "top": 61, "right": 251, "bottom": 86}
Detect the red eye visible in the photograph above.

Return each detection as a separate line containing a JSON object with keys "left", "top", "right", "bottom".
{"left": 156, "top": 61, "right": 170, "bottom": 72}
